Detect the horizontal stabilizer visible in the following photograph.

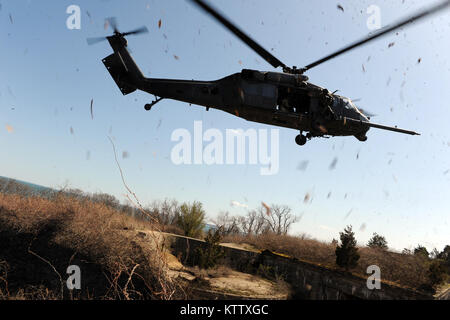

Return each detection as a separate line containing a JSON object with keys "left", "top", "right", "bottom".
{"left": 365, "top": 121, "right": 420, "bottom": 136}
{"left": 345, "top": 118, "right": 420, "bottom": 136}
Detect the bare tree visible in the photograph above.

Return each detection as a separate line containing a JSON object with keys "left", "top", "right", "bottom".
{"left": 213, "top": 211, "right": 240, "bottom": 236}
{"left": 237, "top": 210, "right": 256, "bottom": 236}
{"left": 237, "top": 207, "right": 269, "bottom": 236}
{"left": 264, "top": 204, "right": 298, "bottom": 235}
{"left": 149, "top": 198, "right": 180, "bottom": 226}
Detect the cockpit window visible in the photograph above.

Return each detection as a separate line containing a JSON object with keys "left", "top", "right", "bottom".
{"left": 342, "top": 98, "right": 355, "bottom": 110}
{"left": 333, "top": 96, "right": 355, "bottom": 110}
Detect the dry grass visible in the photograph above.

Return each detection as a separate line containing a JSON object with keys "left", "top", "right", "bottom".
{"left": 0, "top": 192, "right": 185, "bottom": 300}
{"left": 223, "top": 233, "right": 429, "bottom": 290}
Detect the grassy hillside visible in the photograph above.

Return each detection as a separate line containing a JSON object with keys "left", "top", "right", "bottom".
{"left": 0, "top": 192, "right": 184, "bottom": 300}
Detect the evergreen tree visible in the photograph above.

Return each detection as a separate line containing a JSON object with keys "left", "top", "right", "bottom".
{"left": 414, "top": 245, "right": 429, "bottom": 259}
{"left": 367, "top": 233, "right": 388, "bottom": 250}
{"left": 195, "top": 227, "right": 225, "bottom": 269}
{"left": 335, "top": 225, "right": 360, "bottom": 271}
{"left": 176, "top": 201, "right": 205, "bottom": 238}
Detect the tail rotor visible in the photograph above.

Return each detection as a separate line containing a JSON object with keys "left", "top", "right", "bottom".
{"left": 86, "top": 17, "right": 148, "bottom": 46}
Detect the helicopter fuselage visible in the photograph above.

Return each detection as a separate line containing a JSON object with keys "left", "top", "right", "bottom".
{"left": 100, "top": 32, "right": 418, "bottom": 146}
{"left": 137, "top": 70, "right": 370, "bottom": 140}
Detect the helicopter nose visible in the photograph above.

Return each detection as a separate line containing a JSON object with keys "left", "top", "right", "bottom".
{"left": 359, "top": 112, "right": 369, "bottom": 122}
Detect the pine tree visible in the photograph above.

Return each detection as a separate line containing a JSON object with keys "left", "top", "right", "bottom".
{"left": 367, "top": 233, "right": 388, "bottom": 250}
{"left": 414, "top": 245, "right": 429, "bottom": 260}
{"left": 195, "top": 227, "right": 225, "bottom": 269}
{"left": 335, "top": 225, "right": 360, "bottom": 271}
{"left": 176, "top": 201, "right": 206, "bottom": 238}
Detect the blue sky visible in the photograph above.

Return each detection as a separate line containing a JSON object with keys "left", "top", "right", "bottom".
{"left": 1, "top": 0, "right": 449, "bottom": 252}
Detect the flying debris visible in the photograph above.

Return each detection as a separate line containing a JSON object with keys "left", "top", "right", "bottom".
{"left": 90, "top": 99, "right": 94, "bottom": 119}
{"left": 329, "top": 157, "right": 338, "bottom": 170}
{"left": 303, "top": 193, "right": 311, "bottom": 204}
{"left": 5, "top": 124, "right": 14, "bottom": 133}
{"left": 262, "top": 202, "right": 271, "bottom": 216}
{"left": 297, "top": 160, "right": 309, "bottom": 171}
{"left": 344, "top": 209, "right": 353, "bottom": 220}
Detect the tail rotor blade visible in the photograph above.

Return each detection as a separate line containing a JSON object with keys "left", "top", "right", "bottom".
{"left": 123, "top": 26, "right": 149, "bottom": 36}
{"left": 87, "top": 18, "right": 148, "bottom": 46}
{"left": 87, "top": 36, "right": 107, "bottom": 45}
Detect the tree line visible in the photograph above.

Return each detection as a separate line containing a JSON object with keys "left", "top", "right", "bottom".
{"left": 1, "top": 180, "right": 448, "bottom": 290}
{"left": 335, "top": 226, "right": 450, "bottom": 290}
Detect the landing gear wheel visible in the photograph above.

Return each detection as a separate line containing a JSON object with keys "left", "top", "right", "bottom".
{"left": 144, "top": 104, "right": 152, "bottom": 111}
{"left": 295, "top": 134, "right": 307, "bottom": 146}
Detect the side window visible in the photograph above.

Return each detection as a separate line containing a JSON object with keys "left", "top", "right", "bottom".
{"left": 241, "top": 81, "right": 278, "bottom": 109}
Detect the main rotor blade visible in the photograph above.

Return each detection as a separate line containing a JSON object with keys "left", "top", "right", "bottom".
{"left": 190, "top": 0, "right": 287, "bottom": 69}
{"left": 106, "top": 17, "right": 119, "bottom": 33}
{"left": 122, "top": 26, "right": 149, "bottom": 36}
{"left": 303, "top": 0, "right": 450, "bottom": 71}
{"left": 87, "top": 36, "right": 107, "bottom": 45}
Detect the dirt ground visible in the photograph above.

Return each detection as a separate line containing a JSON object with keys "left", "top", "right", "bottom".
{"left": 136, "top": 230, "right": 290, "bottom": 299}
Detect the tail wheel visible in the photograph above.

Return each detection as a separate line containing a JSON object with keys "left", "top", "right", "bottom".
{"left": 295, "top": 134, "right": 307, "bottom": 146}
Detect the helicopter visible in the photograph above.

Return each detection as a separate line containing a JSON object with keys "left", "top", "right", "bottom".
{"left": 87, "top": 0, "right": 450, "bottom": 146}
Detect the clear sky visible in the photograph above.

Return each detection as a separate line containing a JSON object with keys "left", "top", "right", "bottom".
{"left": 1, "top": 0, "right": 449, "bottom": 252}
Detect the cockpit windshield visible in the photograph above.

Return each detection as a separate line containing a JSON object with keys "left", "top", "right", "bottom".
{"left": 332, "top": 96, "right": 367, "bottom": 120}
{"left": 342, "top": 97, "right": 356, "bottom": 110}
{"left": 333, "top": 96, "right": 357, "bottom": 110}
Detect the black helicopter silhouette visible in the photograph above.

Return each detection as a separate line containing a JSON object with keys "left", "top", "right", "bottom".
{"left": 88, "top": 0, "right": 449, "bottom": 145}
